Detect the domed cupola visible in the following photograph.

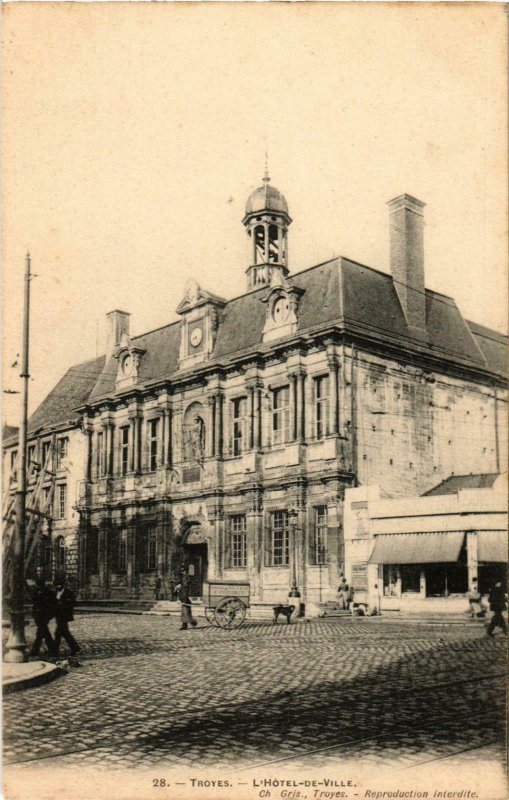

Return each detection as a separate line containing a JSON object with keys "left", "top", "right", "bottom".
{"left": 242, "top": 170, "right": 292, "bottom": 290}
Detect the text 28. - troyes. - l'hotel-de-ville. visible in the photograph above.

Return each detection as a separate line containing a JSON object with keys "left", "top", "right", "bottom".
{"left": 3, "top": 174, "right": 507, "bottom": 616}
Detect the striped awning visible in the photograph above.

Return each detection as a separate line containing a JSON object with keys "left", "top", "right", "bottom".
{"left": 477, "top": 530, "right": 508, "bottom": 563}
{"left": 369, "top": 532, "right": 464, "bottom": 565}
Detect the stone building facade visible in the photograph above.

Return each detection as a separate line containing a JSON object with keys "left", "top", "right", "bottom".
{"left": 3, "top": 177, "right": 507, "bottom": 613}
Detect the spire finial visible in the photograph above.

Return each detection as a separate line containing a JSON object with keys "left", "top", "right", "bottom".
{"left": 263, "top": 148, "right": 270, "bottom": 183}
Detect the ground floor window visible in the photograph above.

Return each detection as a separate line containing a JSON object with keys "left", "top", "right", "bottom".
{"left": 229, "top": 515, "right": 247, "bottom": 568}
{"left": 146, "top": 526, "right": 157, "bottom": 572}
{"left": 478, "top": 563, "right": 508, "bottom": 595}
{"left": 400, "top": 565, "right": 421, "bottom": 594}
{"left": 425, "top": 564, "right": 468, "bottom": 597}
{"left": 269, "top": 510, "right": 289, "bottom": 566}
{"left": 383, "top": 565, "right": 399, "bottom": 596}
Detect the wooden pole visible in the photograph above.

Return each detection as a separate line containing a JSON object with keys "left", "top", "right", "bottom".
{"left": 5, "top": 252, "right": 31, "bottom": 663}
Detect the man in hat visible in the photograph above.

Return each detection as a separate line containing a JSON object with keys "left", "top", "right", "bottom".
{"left": 178, "top": 572, "right": 197, "bottom": 631}
{"left": 28, "top": 569, "right": 57, "bottom": 658}
{"left": 486, "top": 581, "right": 508, "bottom": 636}
{"left": 54, "top": 575, "right": 81, "bottom": 656}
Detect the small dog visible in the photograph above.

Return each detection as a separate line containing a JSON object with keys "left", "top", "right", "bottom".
{"left": 273, "top": 604, "right": 295, "bottom": 624}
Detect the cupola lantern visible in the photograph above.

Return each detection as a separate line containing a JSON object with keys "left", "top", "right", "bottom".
{"left": 243, "top": 169, "right": 291, "bottom": 290}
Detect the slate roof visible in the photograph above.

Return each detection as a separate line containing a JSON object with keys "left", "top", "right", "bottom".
{"left": 5, "top": 356, "right": 106, "bottom": 443}
{"left": 5, "top": 256, "right": 506, "bottom": 437}
{"left": 423, "top": 473, "right": 501, "bottom": 496}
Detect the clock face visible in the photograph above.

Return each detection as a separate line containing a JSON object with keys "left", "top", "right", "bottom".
{"left": 190, "top": 327, "right": 203, "bottom": 348}
{"left": 122, "top": 354, "right": 133, "bottom": 376}
{"left": 273, "top": 297, "right": 289, "bottom": 324}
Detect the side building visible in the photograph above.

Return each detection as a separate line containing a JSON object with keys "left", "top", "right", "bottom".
{"left": 3, "top": 178, "right": 507, "bottom": 614}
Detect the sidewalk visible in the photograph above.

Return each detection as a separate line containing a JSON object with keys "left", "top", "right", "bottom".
{"left": 2, "top": 659, "right": 64, "bottom": 694}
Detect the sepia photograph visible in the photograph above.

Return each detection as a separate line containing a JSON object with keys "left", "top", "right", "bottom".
{"left": 1, "top": 3, "right": 507, "bottom": 800}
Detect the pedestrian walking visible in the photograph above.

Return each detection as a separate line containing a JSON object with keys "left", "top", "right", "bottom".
{"left": 486, "top": 581, "right": 508, "bottom": 636}
{"left": 28, "top": 573, "right": 57, "bottom": 658}
{"left": 337, "top": 575, "right": 350, "bottom": 611}
{"left": 466, "top": 577, "right": 482, "bottom": 618}
{"left": 178, "top": 577, "right": 197, "bottom": 631}
{"left": 54, "top": 575, "right": 81, "bottom": 656}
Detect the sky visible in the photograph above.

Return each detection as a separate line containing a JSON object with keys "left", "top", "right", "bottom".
{"left": 2, "top": 2, "right": 507, "bottom": 426}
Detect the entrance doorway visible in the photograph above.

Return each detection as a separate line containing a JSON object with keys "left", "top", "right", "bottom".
{"left": 185, "top": 543, "right": 208, "bottom": 598}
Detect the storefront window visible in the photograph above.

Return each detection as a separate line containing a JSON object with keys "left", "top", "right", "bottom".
{"left": 400, "top": 565, "right": 421, "bottom": 593}
{"left": 383, "top": 565, "right": 399, "bottom": 596}
{"left": 425, "top": 564, "right": 468, "bottom": 597}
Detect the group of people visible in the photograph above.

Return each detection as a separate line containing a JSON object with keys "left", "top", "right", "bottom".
{"left": 467, "top": 578, "right": 507, "bottom": 636}
{"left": 27, "top": 568, "right": 81, "bottom": 658}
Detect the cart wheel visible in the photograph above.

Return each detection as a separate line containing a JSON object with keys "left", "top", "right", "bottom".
{"left": 204, "top": 606, "right": 217, "bottom": 627}
{"left": 214, "top": 596, "right": 247, "bottom": 629}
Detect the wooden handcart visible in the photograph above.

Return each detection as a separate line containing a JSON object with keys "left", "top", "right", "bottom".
{"left": 203, "top": 580, "right": 250, "bottom": 629}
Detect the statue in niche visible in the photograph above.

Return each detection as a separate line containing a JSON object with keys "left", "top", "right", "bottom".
{"left": 184, "top": 414, "right": 206, "bottom": 462}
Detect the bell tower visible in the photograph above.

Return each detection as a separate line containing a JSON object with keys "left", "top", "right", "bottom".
{"left": 243, "top": 169, "right": 292, "bottom": 290}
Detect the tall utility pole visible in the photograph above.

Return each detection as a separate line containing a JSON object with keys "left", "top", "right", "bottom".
{"left": 4, "top": 252, "right": 31, "bottom": 663}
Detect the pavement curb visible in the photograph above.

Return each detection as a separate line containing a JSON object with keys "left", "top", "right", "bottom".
{"left": 3, "top": 661, "right": 66, "bottom": 694}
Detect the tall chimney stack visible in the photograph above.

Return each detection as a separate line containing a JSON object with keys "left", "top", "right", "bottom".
{"left": 387, "top": 194, "right": 427, "bottom": 335}
{"left": 106, "top": 309, "right": 130, "bottom": 357}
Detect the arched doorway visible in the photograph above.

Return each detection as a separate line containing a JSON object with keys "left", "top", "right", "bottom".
{"left": 182, "top": 525, "right": 209, "bottom": 598}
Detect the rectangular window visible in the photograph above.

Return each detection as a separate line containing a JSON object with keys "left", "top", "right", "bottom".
{"left": 118, "top": 529, "right": 128, "bottom": 572}
{"left": 314, "top": 375, "right": 330, "bottom": 439}
{"left": 27, "top": 445, "right": 36, "bottom": 467}
{"left": 56, "top": 437, "right": 68, "bottom": 469}
{"left": 270, "top": 510, "right": 289, "bottom": 566}
{"left": 149, "top": 419, "right": 159, "bottom": 471}
{"left": 42, "top": 486, "right": 52, "bottom": 517}
{"left": 146, "top": 525, "right": 157, "bottom": 571}
{"left": 400, "top": 565, "right": 421, "bottom": 594}
{"left": 232, "top": 397, "right": 247, "bottom": 456}
{"left": 272, "top": 386, "right": 291, "bottom": 446}
{"left": 120, "top": 427, "right": 130, "bottom": 476}
{"left": 10, "top": 450, "right": 18, "bottom": 480}
{"left": 312, "top": 506, "right": 328, "bottom": 565}
{"left": 58, "top": 483, "right": 67, "bottom": 520}
{"left": 97, "top": 431, "right": 105, "bottom": 477}
{"left": 229, "top": 515, "right": 247, "bottom": 567}
{"left": 42, "top": 441, "right": 51, "bottom": 469}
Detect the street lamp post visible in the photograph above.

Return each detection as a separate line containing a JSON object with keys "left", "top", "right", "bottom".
{"left": 288, "top": 508, "right": 301, "bottom": 619}
{"left": 4, "top": 252, "right": 32, "bottom": 664}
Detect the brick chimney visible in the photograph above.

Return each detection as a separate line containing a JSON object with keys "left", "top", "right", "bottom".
{"left": 106, "top": 309, "right": 130, "bottom": 357}
{"left": 387, "top": 194, "right": 427, "bottom": 335}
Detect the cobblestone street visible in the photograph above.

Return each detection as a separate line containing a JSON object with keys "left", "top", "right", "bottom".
{"left": 3, "top": 612, "right": 506, "bottom": 782}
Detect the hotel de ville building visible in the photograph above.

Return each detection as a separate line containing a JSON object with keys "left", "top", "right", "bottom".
{"left": 3, "top": 175, "right": 507, "bottom": 614}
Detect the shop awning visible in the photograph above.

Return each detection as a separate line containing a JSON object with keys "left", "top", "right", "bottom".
{"left": 368, "top": 532, "right": 464, "bottom": 564}
{"left": 477, "top": 530, "right": 508, "bottom": 563}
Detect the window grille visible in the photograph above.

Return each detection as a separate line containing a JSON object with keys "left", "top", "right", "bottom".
{"left": 58, "top": 483, "right": 67, "bottom": 520}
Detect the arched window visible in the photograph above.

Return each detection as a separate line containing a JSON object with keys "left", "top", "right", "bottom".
{"left": 268, "top": 225, "right": 279, "bottom": 263}
{"left": 254, "top": 225, "right": 265, "bottom": 264}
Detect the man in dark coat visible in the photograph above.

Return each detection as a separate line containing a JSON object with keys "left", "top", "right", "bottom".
{"left": 486, "top": 581, "right": 508, "bottom": 636}
{"left": 178, "top": 575, "right": 197, "bottom": 631}
{"left": 28, "top": 574, "right": 57, "bottom": 658}
{"left": 54, "top": 575, "right": 81, "bottom": 656}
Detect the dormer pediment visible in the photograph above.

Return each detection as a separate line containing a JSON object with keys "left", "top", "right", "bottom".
{"left": 177, "top": 279, "right": 226, "bottom": 369}
{"left": 262, "top": 280, "right": 304, "bottom": 343}
{"left": 114, "top": 336, "right": 146, "bottom": 391}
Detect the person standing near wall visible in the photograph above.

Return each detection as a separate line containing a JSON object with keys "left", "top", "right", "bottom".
{"left": 486, "top": 581, "right": 508, "bottom": 636}
{"left": 337, "top": 575, "right": 350, "bottom": 610}
{"left": 178, "top": 573, "right": 197, "bottom": 631}
{"left": 466, "top": 577, "right": 482, "bottom": 618}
